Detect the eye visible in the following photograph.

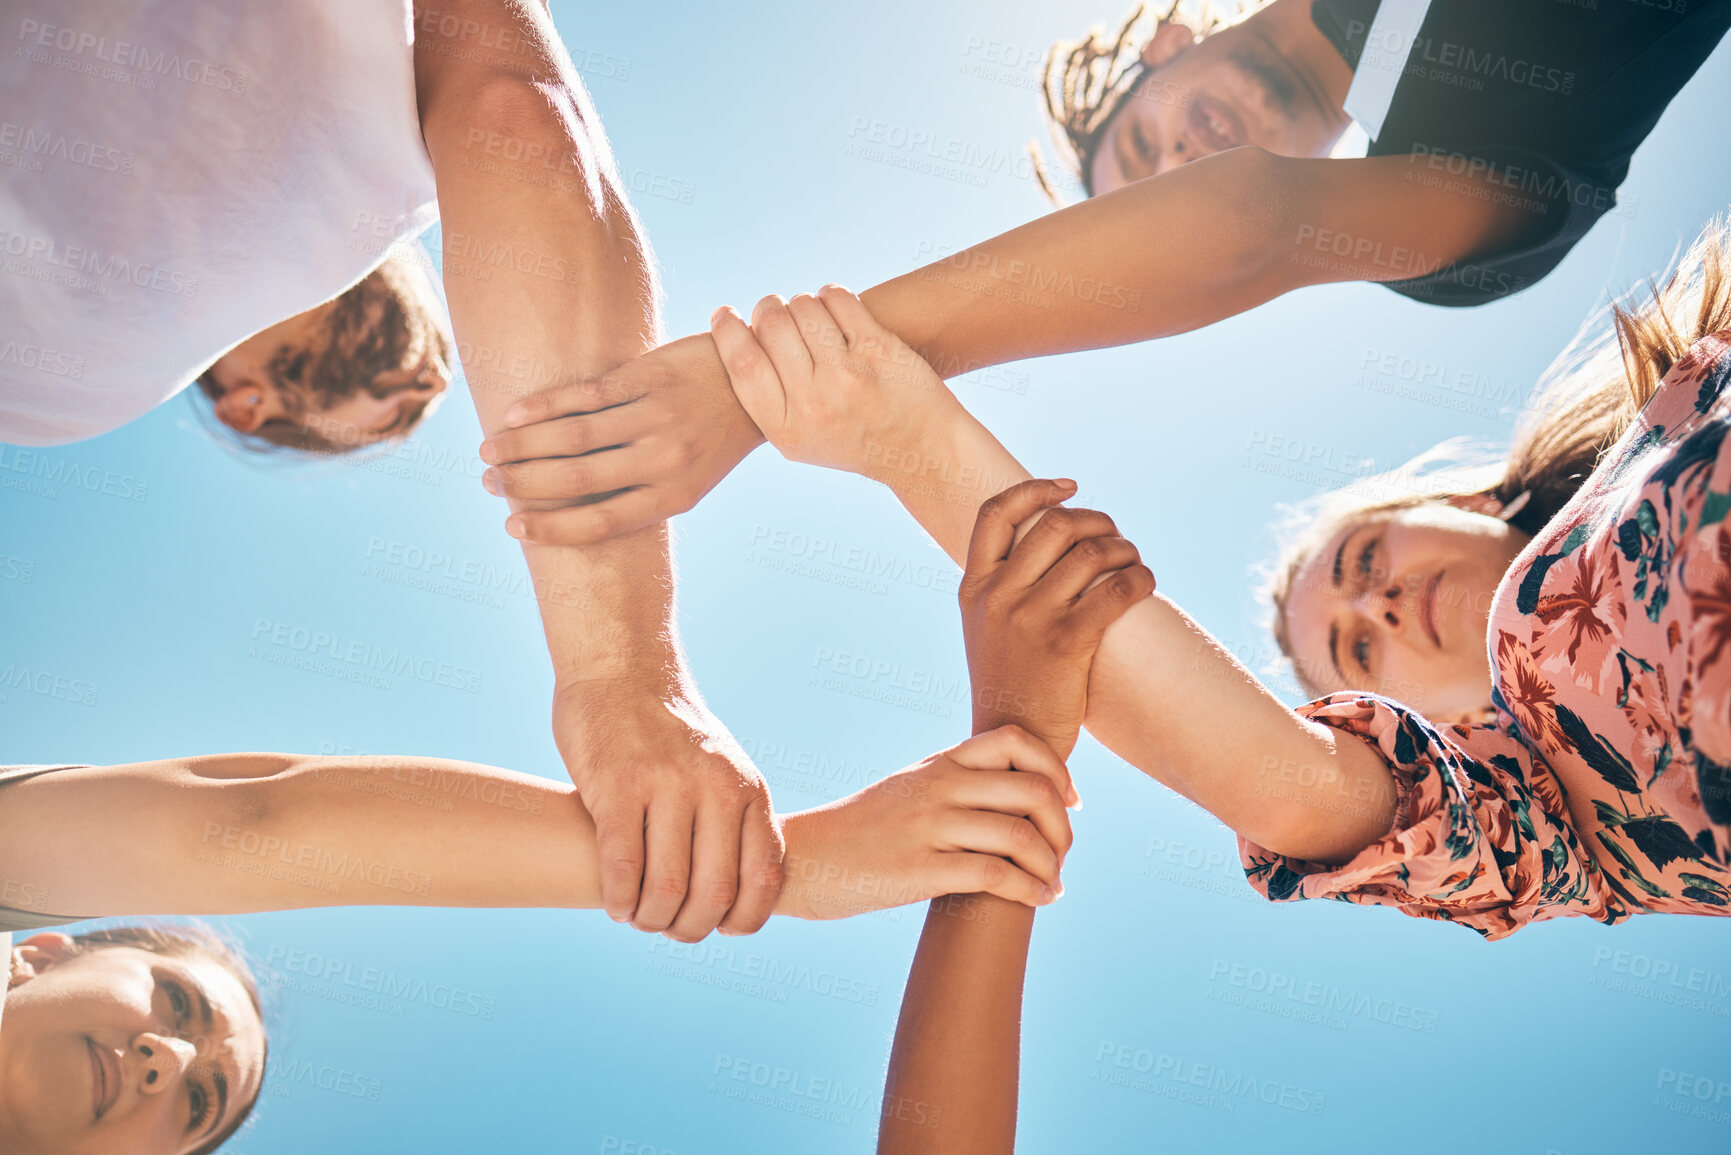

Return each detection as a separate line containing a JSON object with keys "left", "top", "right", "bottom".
{"left": 188, "top": 1081, "right": 210, "bottom": 1132}
{"left": 1357, "top": 537, "right": 1378, "bottom": 584}
{"left": 1352, "top": 631, "right": 1372, "bottom": 673}
{"left": 165, "top": 980, "right": 191, "bottom": 1026}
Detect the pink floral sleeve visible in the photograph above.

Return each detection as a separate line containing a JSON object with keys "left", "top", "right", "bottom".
{"left": 1238, "top": 694, "right": 1631, "bottom": 941}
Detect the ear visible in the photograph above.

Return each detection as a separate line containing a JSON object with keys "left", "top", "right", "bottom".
{"left": 1139, "top": 20, "right": 1195, "bottom": 69}
{"left": 9, "top": 932, "right": 74, "bottom": 988}
{"left": 1444, "top": 492, "right": 1504, "bottom": 518}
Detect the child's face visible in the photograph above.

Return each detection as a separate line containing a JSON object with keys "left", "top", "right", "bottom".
{"left": 1089, "top": 22, "right": 1342, "bottom": 194}
{"left": 0, "top": 937, "right": 264, "bottom": 1155}
{"left": 1280, "top": 503, "right": 1532, "bottom": 721}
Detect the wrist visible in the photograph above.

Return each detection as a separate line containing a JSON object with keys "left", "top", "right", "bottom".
{"left": 770, "top": 808, "right": 827, "bottom": 920}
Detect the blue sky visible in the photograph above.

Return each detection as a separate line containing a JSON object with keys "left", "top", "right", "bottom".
{"left": 5, "top": 0, "right": 1731, "bottom": 1151}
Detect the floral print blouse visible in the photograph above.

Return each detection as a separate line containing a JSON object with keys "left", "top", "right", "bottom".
{"left": 1241, "top": 332, "right": 1731, "bottom": 939}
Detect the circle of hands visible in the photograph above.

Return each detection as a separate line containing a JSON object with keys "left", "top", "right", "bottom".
{"left": 483, "top": 286, "right": 1155, "bottom": 941}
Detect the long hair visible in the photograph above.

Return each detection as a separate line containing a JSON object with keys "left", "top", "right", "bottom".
{"left": 62, "top": 923, "right": 269, "bottom": 1155}
{"left": 1266, "top": 214, "right": 1731, "bottom": 695}
{"left": 1031, "top": 1, "right": 1226, "bottom": 204}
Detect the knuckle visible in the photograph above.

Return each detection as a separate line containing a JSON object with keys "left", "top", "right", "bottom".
{"left": 560, "top": 460, "right": 592, "bottom": 492}
{"left": 701, "top": 879, "right": 740, "bottom": 909}
{"left": 649, "top": 874, "right": 689, "bottom": 901}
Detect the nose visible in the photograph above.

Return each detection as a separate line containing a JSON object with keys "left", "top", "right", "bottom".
{"left": 133, "top": 1032, "right": 197, "bottom": 1095}
{"left": 1355, "top": 585, "right": 1409, "bottom": 632}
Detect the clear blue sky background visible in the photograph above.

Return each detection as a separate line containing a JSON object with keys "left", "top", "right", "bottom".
{"left": 5, "top": 1, "right": 1731, "bottom": 1151}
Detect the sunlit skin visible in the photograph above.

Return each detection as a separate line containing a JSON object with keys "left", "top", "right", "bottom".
{"left": 1283, "top": 503, "right": 1533, "bottom": 721}
{"left": 203, "top": 300, "right": 449, "bottom": 445}
{"left": 1088, "top": 0, "right": 1354, "bottom": 194}
{"left": 0, "top": 935, "right": 264, "bottom": 1155}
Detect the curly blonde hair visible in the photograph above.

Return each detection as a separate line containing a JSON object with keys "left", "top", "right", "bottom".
{"left": 1031, "top": 1, "right": 1228, "bottom": 203}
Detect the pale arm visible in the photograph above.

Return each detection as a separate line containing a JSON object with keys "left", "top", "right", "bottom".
{"left": 0, "top": 752, "right": 1063, "bottom": 921}
{"left": 876, "top": 412, "right": 1394, "bottom": 864}
{"left": 485, "top": 147, "right": 1539, "bottom": 542}
{"left": 413, "top": 0, "right": 781, "bottom": 938}
{"left": 710, "top": 291, "right": 1393, "bottom": 865}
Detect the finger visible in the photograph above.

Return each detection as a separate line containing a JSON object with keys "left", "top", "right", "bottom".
{"left": 631, "top": 802, "right": 695, "bottom": 933}
{"left": 964, "top": 478, "right": 1076, "bottom": 578}
{"left": 508, "top": 488, "right": 671, "bottom": 546}
{"left": 947, "top": 768, "right": 1075, "bottom": 864}
{"left": 481, "top": 404, "right": 642, "bottom": 466}
{"left": 1042, "top": 534, "right": 1143, "bottom": 604}
{"left": 785, "top": 293, "right": 848, "bottom": 364}
{"left": 500, "top": 375, "right": 643, "bottom": 429}
{"left": 710, "top": 304, "right": 788, "bottom": 432}
{"left": 951, "top": 723, "right": 1079, "bottom": 807}
{"left": 1000, "top": 507, "right": 1121, "bottom": 592}
{"left": 1070, "top": 562, "right": 1158, "bottom": 640}
{"left": 748, "top": 294, "right": 816, "bottom": 386}
{"left": 592, "top": 801, "right": 647, "bottom": 924}
{"left": 486, "top": 443, "right": 650, "bottom": 503}
{"left": 939, "top": 810, "right": 1062, "bottom": 885}
{"left": 934, "top": 851, "right": 1056, "bottom": 908}
{"left": 718, "top": 791, "right": 784, "bottom": 937}
{"left": 814, "top": 283, "right": 887, "bottom": 355}
{"left": 664, "top": 794, "right": 742, "bottom": 943}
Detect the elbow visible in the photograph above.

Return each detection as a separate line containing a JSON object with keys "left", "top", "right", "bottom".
{"left": 1213, "top": 146, "right": 1305, "bottom": 288}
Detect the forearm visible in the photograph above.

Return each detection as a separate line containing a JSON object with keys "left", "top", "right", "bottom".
{"left": 860, "top": 147, "right": 1294, "bottom": 377}
{"left": 415, "top": 0, "right": 678, "bottom": 691}
{"left": 879, "top": 894, "right": 1030, "bottom": 1155}
{"left": 875, "top": 412, "right": 1394, "bottom": 862}
{"left": 859, "top": 150, "right": 1534, "bottom": 379}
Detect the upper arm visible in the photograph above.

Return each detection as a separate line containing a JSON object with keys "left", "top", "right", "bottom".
{"left": 1260, "top": 152, "right": 1546, "bottom": 296}
{"left": 0, "top": 758, "right": 288, "bottom": 916}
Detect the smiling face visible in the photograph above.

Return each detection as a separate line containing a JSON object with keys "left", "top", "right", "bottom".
{"left": 1281, "top": 502, "right": 1533, "bottom": 720}
{"left": 1087, "top": 19, "right": 1347, "bottom": 194}
{"left": 0, "top": 935, "right": 265, "bottom": 1155}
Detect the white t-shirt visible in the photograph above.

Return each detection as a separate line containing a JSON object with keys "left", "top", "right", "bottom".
{"left": 0, "top": 1, "right": 439, "bottom": 446}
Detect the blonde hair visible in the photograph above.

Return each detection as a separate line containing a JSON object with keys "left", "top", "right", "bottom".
{"left": 1267, "top": 213, "right": 1731, "bottom": 695}
{"left": 1031, "top": 2, "right": 1226, "bottom": 204}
